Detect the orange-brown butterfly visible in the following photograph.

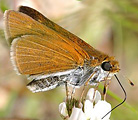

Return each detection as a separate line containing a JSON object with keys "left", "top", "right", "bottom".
{"left": 4, "top": 6, "right": 120, "bottom": 93}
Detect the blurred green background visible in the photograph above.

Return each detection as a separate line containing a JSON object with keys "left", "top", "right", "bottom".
{"left": 0, "top": 0, "right": 138, "bottom": 120}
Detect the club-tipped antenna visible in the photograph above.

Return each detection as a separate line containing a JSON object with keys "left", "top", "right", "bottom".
{"left": 121, "top": 74, "right": 134, "bottom": 86}
{"left": 102, "top": 74, "right": 127, "bottom": 119}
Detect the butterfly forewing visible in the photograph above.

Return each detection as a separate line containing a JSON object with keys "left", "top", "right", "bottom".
{"left": 18, "top": 6, "right": 99, "bottom": 59}
{"left": 4, "top": 9, "right": 91, "bottom": 77}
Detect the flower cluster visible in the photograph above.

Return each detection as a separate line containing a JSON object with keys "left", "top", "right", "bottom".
{"left": 59, "top": 88, "right": 111, "bottom": 120}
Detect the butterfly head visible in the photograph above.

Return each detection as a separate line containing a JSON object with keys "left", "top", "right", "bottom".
{"left": 101, "top": 56, "right": 120, "bottom": 73}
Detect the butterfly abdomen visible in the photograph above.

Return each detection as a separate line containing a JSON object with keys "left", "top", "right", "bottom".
{"left": 27, "top": 75, "right": 65, "bottom": 92}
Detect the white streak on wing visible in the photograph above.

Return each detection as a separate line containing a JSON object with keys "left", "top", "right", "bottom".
{"left": 10, "top": 37, "right": 21, "bottom": 75}
{"left": 27, "top": 83, "right": 58, "bottom": 93}
{"left": 28, "top": 69, "right": 76, "bottom": 80}
{"left": 4, "top": 10, "right": 10, "bottom": 44}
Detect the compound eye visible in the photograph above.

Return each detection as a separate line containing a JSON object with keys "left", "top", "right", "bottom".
{"left": 101, "top": 62, "right": 112, "bottom": 71}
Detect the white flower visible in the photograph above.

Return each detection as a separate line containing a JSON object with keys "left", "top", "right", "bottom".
{"left": 85, "top": 88, "right": 111, "bottom": 120}
{"left": 92, "top": 100, "right": 111, "bottom": 120}
{"left": 84, "top": 100, "right": 94, "bottom": 119}
{"left": 59, "top": 102, "right": 68, "bottom": 117}
{"left": 59, "top": 88, "right": 111, "bottom": 120}
{"left": 69, "top": 107, "right": 87, "bottom": 120}
{"left": 86, "top": 88, "right": 101, "bottom": 103}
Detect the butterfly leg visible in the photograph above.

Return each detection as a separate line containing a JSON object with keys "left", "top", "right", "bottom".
{"left": 70, "top": 86, "right": 76, "bottom": 100}
{"left": 65, "top": 82, "right": 69, "bottom": 101}
{"left": 103, "top": 79, "right": 111, "bottom": 100}
{"left": 79, "top": 71, "right": 96, "bottom": 102}
{"left": 91, "top": 83, "right": 100, "bottom": 102}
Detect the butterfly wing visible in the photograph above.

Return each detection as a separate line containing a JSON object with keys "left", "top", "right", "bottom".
{"left": 18, "top": 6, "right": 99, "bottom": 58}
{"left": 4, "top": 9, "right": 90, "bottom": 77}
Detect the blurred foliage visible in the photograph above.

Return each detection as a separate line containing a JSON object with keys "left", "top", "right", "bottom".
{"left": 0, "top": 0, "right": 138, "bottom": 120}
{"left": 0, "top": 0, "right": 9, "bottom": 12}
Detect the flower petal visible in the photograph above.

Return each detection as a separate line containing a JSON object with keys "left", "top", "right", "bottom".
{"left": 86, "top": 88, "right": 95, "bottom": 101}
{"left": 86, "top": 88, "right": 101, "bottom": 103}
{"left": 93, "top": 100, "right": 111, "bottom": 120}
{"left": 69, "top": 107, "right": 87, "bottom": 120}
{"left": 95, "top": 90, "right": 101, "bottom": 103}
{"left": 78, "top": 109, "right": 87, "bottom": 120}
{"left": 59, "top": 102, "right": 68, "bottom": 117}
{"left": 84, "top": 100, "right": 94, "bottom": 119}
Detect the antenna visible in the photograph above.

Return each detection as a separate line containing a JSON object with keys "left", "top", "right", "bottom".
{"left": 121, "top": 74, "right": 134, "bottom": 86}
{"left": 102, "top": 74, "right": 127, "bottom": 119}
